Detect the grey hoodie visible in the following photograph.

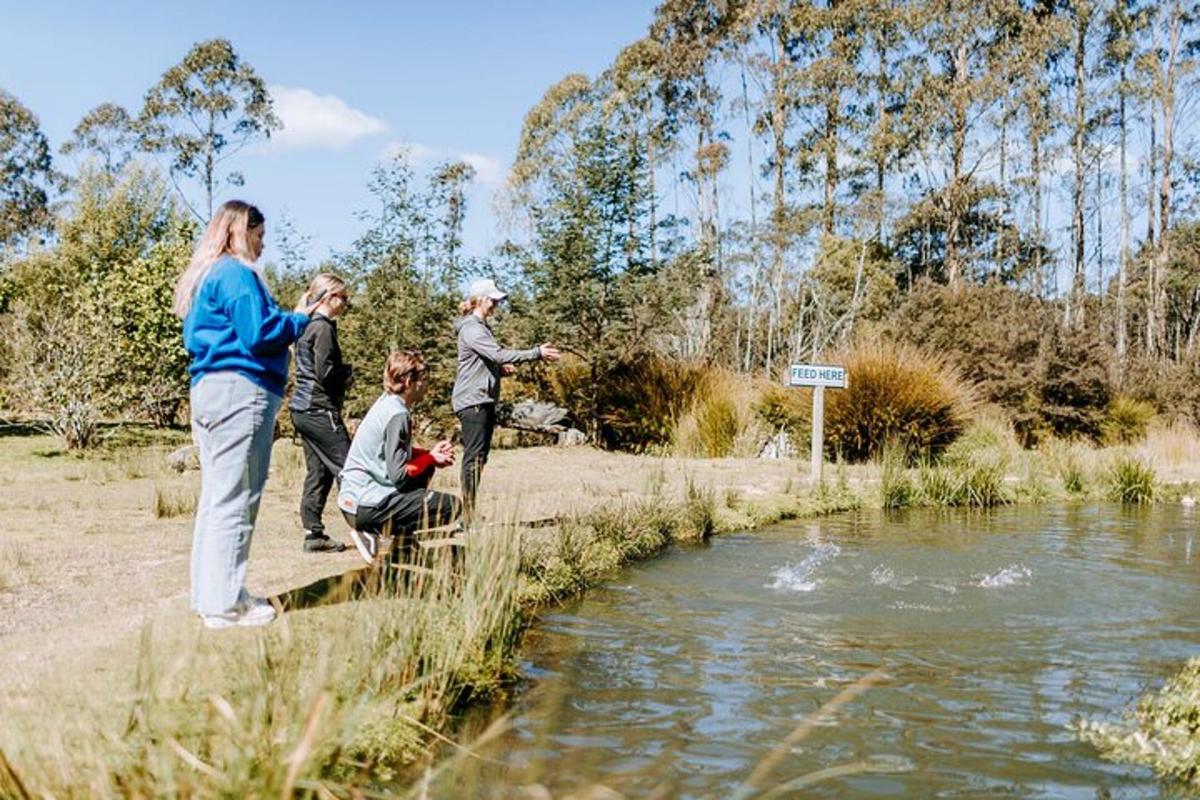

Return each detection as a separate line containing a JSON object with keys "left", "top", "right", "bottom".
{"left": 452, "top": 314, "right": 541, "bottom": 413}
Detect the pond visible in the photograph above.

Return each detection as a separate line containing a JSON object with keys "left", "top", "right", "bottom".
{"left": 437, "top": 504, "right": 1199, "bottom": 798}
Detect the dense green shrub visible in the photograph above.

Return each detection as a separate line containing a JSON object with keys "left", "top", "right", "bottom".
{"left": 822, "top": 338, "right": 973, "bottom": 463}
{"left": 891, "top": 282, "right": 1114, "bottom": 444}
{"left": 1076, "top": 657, "right": 1200, "bottom": 789}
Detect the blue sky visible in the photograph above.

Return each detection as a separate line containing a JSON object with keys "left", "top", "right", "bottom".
{"left": 1, "top": 1, "right": 657, "bottom": 265}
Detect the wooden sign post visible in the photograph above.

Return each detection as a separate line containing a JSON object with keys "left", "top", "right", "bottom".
{"left": 788, "top": 363, "right": 848, "bottom": 485}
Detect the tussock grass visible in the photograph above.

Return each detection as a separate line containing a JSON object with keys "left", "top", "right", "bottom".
{"left": 823, "top": 338, "right": 975, "bottom": 463}
{"left": 1101, "top": 395, "right": 1157, "bottom": 446}
{"left": 879, "top": 442, "right": 913, "bottom": 510}
{"left": 673, "top": 369, "right": 769, "bottom": 458}
{"left": 2, "top": 528, "right": 523, "bottom": 796}
{"left": 153, "top": 484, "right": 198, "bottom": 519}
{"left": 1104, "top": 451, "right": 1157, "bottom": 504}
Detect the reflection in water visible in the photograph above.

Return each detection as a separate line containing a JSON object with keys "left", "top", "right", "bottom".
{"left": 434, "top": 504, "right": 1199, "bottom": 799}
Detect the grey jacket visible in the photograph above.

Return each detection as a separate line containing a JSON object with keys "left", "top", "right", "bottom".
{"left": 451, "top": 314, "right": 541, "bottom": 413}
{"left": 337, "top": 393, "right": 411, "bottom": 512}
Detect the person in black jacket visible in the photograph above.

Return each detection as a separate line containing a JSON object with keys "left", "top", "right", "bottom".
{"left": 290, "top": 274, "right": 353, "bottom": 553}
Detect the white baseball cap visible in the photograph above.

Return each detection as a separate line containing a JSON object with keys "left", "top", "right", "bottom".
{"left": 468, "top": 277, "right": 507, "bottom": 301}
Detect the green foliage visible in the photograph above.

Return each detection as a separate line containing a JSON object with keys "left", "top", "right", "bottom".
{"left": 1105, "top": 452, "right": 1156, "bottom": 504}
{"left": 754, "top": 384, "right": 810, "bottom": 443}
{"left": 137, "top": 38, "right": 279, "bottom": 220}
{"left": 824, "top": 338, "right": 973, "bottom": 463}
{"left": 1102, "top": 395, "right": 1157, "bottom": 445}
{"left": 335, "top": 152, "right": 475, "bottom": 431}
{"left": 59, "top": 103, "right": 136, "bottom": 177}
{"left": 879, "top": 442, "right": 914, "bottom": 509}
{"left": 1076, "top": 657, "right": 1200, "bottom": 790}
{"left": 0, "top": 89, "right": 61, "bottom": 249}
{"left": 4, "top": 164, "right": 194, "bottom": 435}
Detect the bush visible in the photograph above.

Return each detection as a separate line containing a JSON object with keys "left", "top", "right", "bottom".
{"left": 1075, "top": 657, "right": 1200, "bottom": 789}
{"left": 891, "top": 282, "right": 1114, "bottom": 444}
{"left": 753, "top": 384, "right": 810, "bottom": 444}
{"left": 672, "top": 369, "right": 766, "bottom": 457}
{"left": 1105, "top": 452, "right": 1156, "bottom": 504}
{"left": 821, "top": 338, "right": 974, "bottom": 463}
{"left": 1101, "top": 395, "right": 1157, "bottom": 445}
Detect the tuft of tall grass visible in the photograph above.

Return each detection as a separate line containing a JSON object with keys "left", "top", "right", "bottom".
{"left": 1044, "top": 438, "right": 1090, "bottom": 496}
{"left": 673, "top": 369, "right": 767, "bottom": 458}
{"left": 1101, "top": 395, "right": 1157, "bottom": 446}
{"left": 879, "top": 442, "right": 913, "bottom": 510}
{"left": 822, "top": 338, "right": 975, "bottom": 463}
{"left": 153, "top": 485, "right": 198, "bottom": 519}
{"left": 4, "top": 527, "right": 524, "bottom": 796}
{"left": 1105, "top": 451, "right": 1156, "bottom": 504}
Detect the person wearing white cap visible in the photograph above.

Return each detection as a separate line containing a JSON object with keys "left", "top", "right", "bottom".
{"left": 452, "top": 278, "right": 559, "bottom": 523}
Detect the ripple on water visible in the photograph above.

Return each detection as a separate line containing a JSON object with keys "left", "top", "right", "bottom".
{"left": 768, "top": 543, "right": 840, "bottom": 592}
{"left": 976, "top": 564, "right": 1033, "bottom": 588}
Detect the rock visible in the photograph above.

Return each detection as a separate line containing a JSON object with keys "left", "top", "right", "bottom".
{"left": 758, "top": 430, "right": 793, "bottom": 459}
{"left": 166, "top": 444, "right": 200, "bottom": 473}
{"left": 557, "top": 428, "right": 587, "bottom": 447}
{"left": 509, "top": 400, "right": 569, "bottom": 429}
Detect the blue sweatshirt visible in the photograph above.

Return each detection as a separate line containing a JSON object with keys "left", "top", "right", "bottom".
{"left": 183, "top": 256, "right": 310, "bottom": 397}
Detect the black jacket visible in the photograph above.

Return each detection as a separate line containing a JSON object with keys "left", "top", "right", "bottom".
{"left": 289, "top": 314, "right": 352, "bottom": 413}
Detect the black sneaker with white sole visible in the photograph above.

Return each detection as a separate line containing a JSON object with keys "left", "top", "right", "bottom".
{"left": 349, "top": 528, "right": 380, "bottom": 564}
{"left": 303, "top": 533, "right": 347, "bottom": 553}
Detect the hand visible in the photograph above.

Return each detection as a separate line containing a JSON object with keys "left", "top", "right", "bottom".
{"left": 431, "top": 439, "right": 455, "bottom": 467}
{"left": 501, "top": 364, "right": 517, "bottom": 376}
{"left": 539, "top": 343, "right": 561, "bottom": 361}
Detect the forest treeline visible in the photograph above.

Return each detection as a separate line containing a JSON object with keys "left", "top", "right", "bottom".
{"left": 2, "top": 0, "right": 1200, "bottom": 452}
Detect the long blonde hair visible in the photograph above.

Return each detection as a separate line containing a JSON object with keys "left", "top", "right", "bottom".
{"left": 295, "top": 273, "right": 347, "bottom": 313}
{"left": 173, "top": 200, "right": 265, "bottom": 317}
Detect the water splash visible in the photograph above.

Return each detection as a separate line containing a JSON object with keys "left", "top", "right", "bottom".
{"left": 977, "top": 564, "right": 1032, "bottom": 588}
{"left": 770, "top": 543, "right": 840, "bottom": 593}
{"left": 870, "top": 565, "right": 895, "bottom": 585}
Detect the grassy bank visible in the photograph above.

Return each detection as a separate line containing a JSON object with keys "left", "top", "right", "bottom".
{"left": 1, "top": 421, "right": 1198, "bottom": 797}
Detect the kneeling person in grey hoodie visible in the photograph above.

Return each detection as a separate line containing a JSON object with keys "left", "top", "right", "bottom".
{"left": 338, "top": 351, "right": 459, "bottom": 564}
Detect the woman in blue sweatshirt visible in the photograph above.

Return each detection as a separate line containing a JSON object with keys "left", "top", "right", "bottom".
{"left": 175, "top": 200, "right": 315, "bottom": 629}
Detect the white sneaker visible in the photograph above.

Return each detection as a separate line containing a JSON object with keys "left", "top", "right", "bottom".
{"left": 201, "top": 597, "right": 277, "bottom": 629}
{"left": 349, "top": 528, "right": 380, "bottom": 565}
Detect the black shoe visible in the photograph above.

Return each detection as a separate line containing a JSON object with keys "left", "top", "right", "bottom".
{"left": 303, "top": 534, "right": 347, "bottom": 553}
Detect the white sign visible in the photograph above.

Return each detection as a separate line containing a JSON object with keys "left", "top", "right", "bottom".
{"left": 788, "top": 363, "right": 848, "bottom": 389}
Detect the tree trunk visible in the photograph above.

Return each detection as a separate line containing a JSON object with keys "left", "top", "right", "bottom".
{"left": 1068, "top": 6, "right": 1087, "bottom": 328}
{"left": 1116, "top": 65, "right": 1129, "bottom": 380}
{"left": 947, "top": 42, "right": 969, "bottom": 287}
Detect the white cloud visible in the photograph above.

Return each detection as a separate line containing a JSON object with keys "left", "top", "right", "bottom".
{"left": 269, "top": 85, "right": 388, "bottom": 150}
{"left": 380, "top": 140, "right": 505, "bottom": 185}
{"left": 461, "top": 152, "right": 503, "bottom": 185}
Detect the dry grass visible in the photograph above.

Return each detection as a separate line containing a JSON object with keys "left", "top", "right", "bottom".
{"left": 824, "top": 338, "right": 976, "bottom": 463}
{"left": 153, "top": 484, "right": 198, "bottom": 518}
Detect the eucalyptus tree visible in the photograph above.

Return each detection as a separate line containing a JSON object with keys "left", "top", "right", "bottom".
{"left": 138, "top": 38, "right": 279, "bottom": 221}
{"left": 1101, "top": 0, "right": 1150, "bottom": 372}
{"left": 1136, "top": 0, "right": 1199, "bottom": 356}
{"left": 60, "top": 103, "right": 136, "bottom": 178}
{"left": 909, "top": 0, "right": 1010, "bottom": 286}
{"left": 0, "top": 89, "right": 59, "bottom": 251}
{"left": 1061, "top": 0, "right": 1101, "bottom": 329}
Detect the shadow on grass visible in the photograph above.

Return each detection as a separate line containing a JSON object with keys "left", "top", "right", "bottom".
{"left": 0, "top": 419, "right": 44, "bottom": 439}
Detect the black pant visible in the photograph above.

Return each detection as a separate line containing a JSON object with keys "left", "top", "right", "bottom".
{"left": 292, "top": 409, "right": 351, "bottom": 537}
{"left": 457, "top": 403, "right": 495, "bottom": 522}
{"left": 341, "top": 472, "right": 461, "bottom": 550}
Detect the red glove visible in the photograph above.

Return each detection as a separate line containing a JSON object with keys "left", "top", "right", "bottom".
{"left": 405, "top": 447, "right": 435, "bottom": 479}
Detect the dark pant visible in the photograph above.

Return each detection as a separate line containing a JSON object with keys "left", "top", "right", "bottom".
{"left": 292, "top": 409, "right": 351, "bottom": 537}
{"left": 457, "top": 403, "right": 495, "bottom": 522}
{"left": 341, "top": 472, "right": 461, "bottom": 550}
